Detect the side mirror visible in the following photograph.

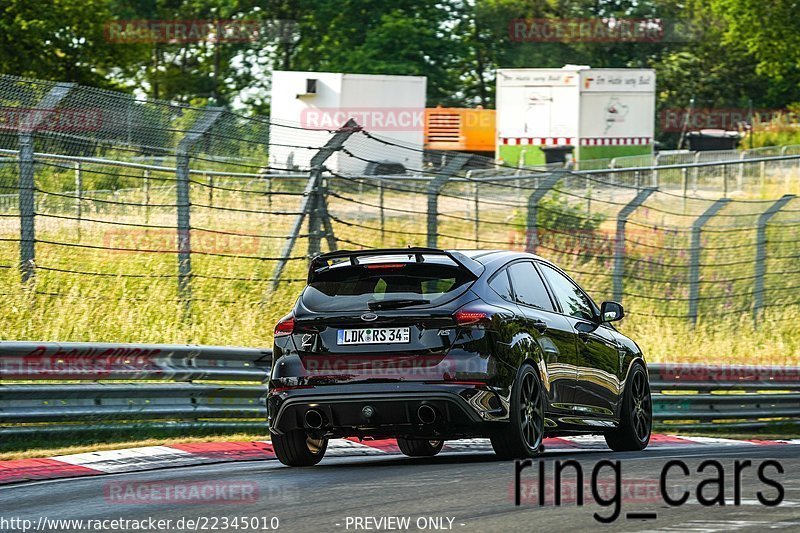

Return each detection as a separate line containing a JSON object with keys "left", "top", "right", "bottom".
{"left": 600, "top": 301, "right": 624, "bottom": 323}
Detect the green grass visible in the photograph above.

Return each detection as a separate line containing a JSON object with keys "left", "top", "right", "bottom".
{"left": 0, "top": 167, "right": 797, "bottom": 365}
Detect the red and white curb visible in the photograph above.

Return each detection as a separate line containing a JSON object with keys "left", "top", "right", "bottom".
{"left": 1, "top": 435, "right": 797, "bottom": 486}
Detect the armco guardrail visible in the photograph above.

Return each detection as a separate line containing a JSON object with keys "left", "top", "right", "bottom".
{"left": 0, "top": 342, "right": 272, "bottom": 435}
{"left": 1, "top": 342, "right": 798, "bottom": 435}
{"left": 649, "top": 363, "right": 800, "bottom": 429}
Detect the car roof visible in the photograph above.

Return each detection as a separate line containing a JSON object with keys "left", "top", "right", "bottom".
{"left": 449, "top": 249, "right": 555, "bottom": 270}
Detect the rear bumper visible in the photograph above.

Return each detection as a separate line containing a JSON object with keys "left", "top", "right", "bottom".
{"left": 268, "top": 382, "right": 506, "bottom": 439}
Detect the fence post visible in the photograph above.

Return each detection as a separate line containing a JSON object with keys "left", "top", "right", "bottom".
{"left": 688, "top": 198, "right": 730, "bottom": 325}
{"left": 18, "top": 132, "right": 35, "bottom": 284}
{"left": 753, "top": 194, "right": 796, "bottom": 322}
{"left": 426, "top": 153, "right": 470, "bottom": 248}
{"left": 378, "top": 176, "right": 385, "bottom": 245}
{"left": 653, "top": 153, "right": 661, "bottom": 188}
{"left": 692, "top": 151, "right": 700, "bottom": 194}
{"left": 737, "top": 151, "right": 746, "bottom": 192}
{"left": 681, "top": 167, "right": 688, "bottom": 213}
{"left": 525, "top": 173, "right": 562, "bottom": 254}
{"left": 474, "top": 180, "right": 480, "bottom": 246}
{"left": 269, "top": 119, "right": 359, "bottom": 294}
{"left": 74, "top": 161, "right": 82, "bottom": 240}
{"left": 612, "top": 188, "right": 656, "bottom": 302}
{"left": 143, "top": 169, "right": 150, "bottom": 224}
{"left": 17, "top": 82, "right": 75, "bottom": 284}
{"left": 722, "top": 163, "right": 728, "bottom": 198}
{"left": 175, "top": 107, "right": 224, "bottom": 311}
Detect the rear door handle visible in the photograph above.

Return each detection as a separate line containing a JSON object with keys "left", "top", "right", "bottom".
{"left": 531, "top": 320, "right": 548, "bottom": 333}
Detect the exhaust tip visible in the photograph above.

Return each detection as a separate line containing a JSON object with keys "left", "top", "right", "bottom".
{"left": 304, "top": 409, "right": 325, "bottom": 429}
{"left": 417, "top": 404, "right": 438, "bottom": 424}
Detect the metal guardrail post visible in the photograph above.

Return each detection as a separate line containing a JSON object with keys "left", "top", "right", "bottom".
{"left": 426, "top": 154, "right": 470, "bottom": 248}
{"left": 525, "top": 173, "right": 561, "bottom": 254}
{"left": 175, "top": 107, "right": 225, "bottom": 312}
{"left": 612, "top": 188, "right": 656, "bottom": 302}
{"left": 269, "top": 119, "right": 359, "bottom": 293}
{"left": 688, "top": 198, "right": 730, "bottom": 325}
{"left": 753, "top": 194, "right": 796, "bottom": 322}
{"left": 17, "top": 82, "right": 75, "bottom": 284}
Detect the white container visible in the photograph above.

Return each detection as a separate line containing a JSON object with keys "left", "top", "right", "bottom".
{"left": 496, "top": 66, "right": 655, "bottom": 165}
{"left": 269, "top": 71, "right": 427, "bottom": 175}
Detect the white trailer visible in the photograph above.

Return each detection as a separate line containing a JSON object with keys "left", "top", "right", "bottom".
{"left": 269, "top": 71, "right": 426, "bottom": 175}
{"left": 496, "top": 66, "right": 655, "bottom": 165}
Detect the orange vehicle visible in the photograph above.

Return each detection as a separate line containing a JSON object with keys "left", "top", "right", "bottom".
{"left": 424, "top": 107, "right": 496, "bottom": 157}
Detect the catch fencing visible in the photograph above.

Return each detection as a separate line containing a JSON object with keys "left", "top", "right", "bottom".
{"left": 0, "top": 74, "right": 799, "bottom": 329}
{"left": 0, "top": 342, "right": 797, "bottom": 436}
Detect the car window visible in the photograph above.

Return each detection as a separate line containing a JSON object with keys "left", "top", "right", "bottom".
{"left": 507, "top": 262, "right": 554, "bottom": 311}
{"left": 538, "top": 263, "right": 594, "bottom": 321}
{"left": 489, "top": 269, "right": 514, "bottom": 302}
{"left": 302, "top": 263, "right": 473, "bottom": 312}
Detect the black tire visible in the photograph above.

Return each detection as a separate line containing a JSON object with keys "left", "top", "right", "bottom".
{"left": 605, "top": 362, "right": 652, "bottom": 452}
{"left": 271, "top": 429, "right": 328, "bottom": 466}
{"left": 397, "top": 437, "right": 444, "bottom": 457}
{"left": 491, "top": 363, "right": 545, "bottom": 459}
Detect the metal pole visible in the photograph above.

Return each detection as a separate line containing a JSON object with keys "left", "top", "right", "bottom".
{"left": 176, "top": 151, "right": 192, "bottom": 308}
{"left": 681, "top": 167, "right": 688, "bottom": 214}
{"left": 525, "top": 173, "right": 562, "bottom": 254}
{"left": 688, "top": 198, "right": 730, "bottom": 325}
{"left": 143, "top": 169, "right": 150, "bottom": 225}
{"left": 426, "top": 154, "right": 470, "bottom": 248}
{"left": 174, "top": 106, "right": 225, "bottom": 313}
{"left": 753, "top": 194, "right": 796, "bottom": 322}
{"left": 612, "top": 188, "right": 656, "bottom": 302}
{"left": 18, "top": 133, "right": 35, "bottom": 284}
{"left": 473, "top": 181, "right": 480, "bottom": 247}
{"left": 378, "top": 176, "right": 385, "bottom": 245}
{"left": 306, "top": 167, "right": 322, "bottom": 259}
{"left": 206, "top": 172, "right": 213, "bottom": 206}
{"left": 74, "top": 161, "right": 82, "bottom": 240}
{"left": 722, "top": 163, "right": 728, "bottom": 198}
{"left": 15, "top": 82, "right": 74, "bottom": 285}
{"left": 737, "top": 151, "right": 745, "bottom": 192}
{"left": 269, "top": 119, "right": 360, "bottom": 294}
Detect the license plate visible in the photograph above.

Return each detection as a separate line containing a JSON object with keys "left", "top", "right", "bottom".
{"left": 337, "top": 327, "right": 410, "bottom": 345}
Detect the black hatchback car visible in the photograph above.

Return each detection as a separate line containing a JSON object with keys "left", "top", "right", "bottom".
{"left": 268, "top": 248, "right": 652, "bottom": 466}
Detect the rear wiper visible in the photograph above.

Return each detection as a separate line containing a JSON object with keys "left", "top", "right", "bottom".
{"left": 368, "top": 298, "right": 430, "bottom": 310}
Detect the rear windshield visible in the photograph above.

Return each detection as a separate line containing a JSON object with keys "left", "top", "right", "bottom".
{"left": 302, "top": 262, "right": 475, "bottom": 312}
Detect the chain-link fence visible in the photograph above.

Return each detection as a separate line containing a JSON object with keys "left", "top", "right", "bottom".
{"left": 0, "top": 74, "right": 799, "bottom": 338}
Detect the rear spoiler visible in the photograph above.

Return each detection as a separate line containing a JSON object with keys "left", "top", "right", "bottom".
{"left": 308, "top": 247, "right": 484, "bottom": 283}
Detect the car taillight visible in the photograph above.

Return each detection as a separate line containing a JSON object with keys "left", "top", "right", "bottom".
{"left": 274, "top": 315, "right": 295, "bottom": 337}
{"left": 454, "top": 310, "right": 490, "bottom": 326}
{"left": 364, "top": 263, "right": 406, "bottom": 270}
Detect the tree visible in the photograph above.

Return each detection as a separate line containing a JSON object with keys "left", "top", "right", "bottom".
{"left": 0, "top": 0, "right": 135, "bottom": 88}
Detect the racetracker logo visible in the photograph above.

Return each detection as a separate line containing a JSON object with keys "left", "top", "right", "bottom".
{"left": 300, "top": 108, "right": 425, "bottom": 132}
{"left": 659, "top": 109, "right": 800, "bottom": 132}
{"left": 508, "top": 18, "right": 702, "bottom": 43}
{"left": 104, "top": 480, "right": 258, "bottom": 505}
{"left": 0, "top": 107, "right": 103, "bottom": 133}
{"left": 104, "top": 19, "right": 298, "bottom": 43}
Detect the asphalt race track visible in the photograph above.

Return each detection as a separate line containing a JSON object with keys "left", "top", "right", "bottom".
{"left": 2, "top": 439, "right": 799, "bottom": 533}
